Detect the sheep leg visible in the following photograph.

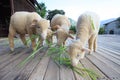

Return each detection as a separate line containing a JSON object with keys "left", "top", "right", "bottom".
{"left": 20, "top": 34, "right": 28, "bottom": 47}
{"left": 50, "top": 36, "right": 53, "bottom": 44}
{"left": 8, "top": 26, "right": 16, "bottom": 51}
{"left": 38, "top": 37, "right": 43, "bottom": 46}
{"left": 88, "top": 35, "right": 96, "bottom": 54}
{"left": 30, "top": 35, "right": 36, "bottom": 50}
{"left": 93, "top": 36, "right": 97, "bottom": 52}
{"left": 63, "top": 41, "right": 65, "bottom": 45}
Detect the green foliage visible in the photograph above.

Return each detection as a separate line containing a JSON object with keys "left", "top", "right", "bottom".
{"left": 116, "top": 17, "right": 120, "bottom": 28}
{"left": 69, "top": 25, "right": 76, "bottom": 33}
{"left": 117, "top": 24, "right": 120, "bottom": 28}
{"left": 47, "top": 44, "right": 100, "bottom": 80}
{"left": 117, "top": 17, "right": 120, "bottom": 22}
{"left": 19, "top": 35, "right": 44, "bottom": 67}
{"left": 90, "top": 16, "right": 95, "bottom": 30}
{"left": 69, "top": 18, "right": 77, "bottom": 34}
{"left": 36, "top": 2, "right": 47, "bottom": 18}
{"left": 99, "top": 27, "right": 105, "bottom": 34}
{"left": 19, "top": 34, "right": 100, "bottom": 80}
{"left": 47, "top": 9, "right": 65, "bottom": 21}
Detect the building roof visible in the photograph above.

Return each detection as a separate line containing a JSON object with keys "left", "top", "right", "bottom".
{"left": 104, "top": 17, "right": 120, "bottom": 25}
{"left": 104, "top": 19, "right": 117, "bottom": 25}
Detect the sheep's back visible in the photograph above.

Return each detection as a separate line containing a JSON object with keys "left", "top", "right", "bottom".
{"left": 76, "top": 12, "right": 100, "bottom": 34}
{"left": 51, "top": 14, "right": 70, "bottom": 28}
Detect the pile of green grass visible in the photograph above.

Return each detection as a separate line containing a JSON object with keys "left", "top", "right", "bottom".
{"left": 47, "top": 44, "right": 100, "bottom": 80}
{"left": 19, "top": 35, "right": 99, "bottom": 80}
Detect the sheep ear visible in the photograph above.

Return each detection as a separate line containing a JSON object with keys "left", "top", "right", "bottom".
{"left": 52, "top": 25, "right": 60, "bottom": 30}
{"left": 82, "top": 48, "right": 91, "bottom": 53}
{"left": 68, "top": 34, "right": 74, "bottom": 39}
{"left": 30, "top": 19, "right": 38, "bottom": 27}
{"left": 55, "top": 25, "right": 60, "bottom": 29}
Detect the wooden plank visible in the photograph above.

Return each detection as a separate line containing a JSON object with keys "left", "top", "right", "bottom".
{"left": 73, "top": 62, "right": 92, "bottom": 80}
{"left": 0, "top": 47, "right": 10, "bottom": 55}
{"left": 98, "top": 36, "right": 120, "bottom": 43}
{"left": 0, "top": 35, "right": 120, "bottom": 80}
{"left": 0, "top": 49, "right": 32, "bottom": 79}
{"left": 2, "top": 49, "right": 46, "bottom": 80}
{"left": 98, "top": 35, "right": 120, "bottom": 42}
{"left": 98, "top": 46, "right": 120, "bottom": 57}
{"left": 0, "top": 47, "right": 27, "bottom": 68}
{"left": 86, "top": 54, "right": 120, "bottom": 80}
{"left": 79, "top": 62, "right": 92, "bottom": 80}
{"left": 92, "top": 51, "right": 120, "bottom": 74}
{"left": 99, "top": 47, "right": 120, "bottom": 60}
{"left": 60, "top": 65, "right": 75, "bottom": 80}
{"left": 14, "top": 49, "right": 46, "bottom": 80}
{"left": 98, "top": 40, "right": 120, "bottom": 47}
{"left": 98, "top": 42, "right": 120, "bottom": 53}
{"left": 80, "top": 57, "right": 109, "bottom": 80}
{"left": 73, "top": 71, "right": 85, "bottom": 80}
{"left": 96, "top": 49, "right": 120, "bottom": 66}
{"left": 44, "top": 58, "right": 59, "bottom": 80}
{"left": 28, "top": 55, "right": 50, "bottom": 80}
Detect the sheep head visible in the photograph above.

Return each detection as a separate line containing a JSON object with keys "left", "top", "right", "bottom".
{"left": 67, "top": 40, "right": 90, "bottom": 66}
{"left": 31, "top": 19, "right": 50, "bottom": 44}
{"left": 55, "top": 28, "right": 74, "bottom": 46}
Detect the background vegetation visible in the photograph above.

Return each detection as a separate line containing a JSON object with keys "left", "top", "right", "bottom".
{"left": 36, "top": 2, "right": 108, "bottom": 35}
{"left": 99, "top": 27, "right": 105, "bottom": 34}
{"left": 35, "top": 2, "right": 47, "bottom": 18}
{"left": 47, "top": 9, "right": 65, "bottom": 21}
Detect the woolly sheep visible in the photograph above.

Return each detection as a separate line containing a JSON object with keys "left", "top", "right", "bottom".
{"left": 46, "top": 28, "right": 53, "bottom": 44}
{"left": 67, "top": 11, "right": 100, "bottom": 66}
{"left": 51, "top": 14, "right": 74, "bottom": 46}
{"left": 8, "top": 11, "right": 50, "bottom": 51}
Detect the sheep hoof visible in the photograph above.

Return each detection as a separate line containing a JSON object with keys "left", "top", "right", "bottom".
{"left": 89, "top": 51, "right": 93, "bottom": 55}
{"left": 10, "top": 48, "right": 14, "bottom": 52}
{"left": 94, "top": 50, "right": 97, "bottom": 52}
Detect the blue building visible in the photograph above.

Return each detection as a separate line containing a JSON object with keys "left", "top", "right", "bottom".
{"left": 104, "top": 18, "right": 120, "bottom": 34}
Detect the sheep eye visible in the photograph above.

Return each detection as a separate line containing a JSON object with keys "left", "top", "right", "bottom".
{"left": 36, "top": 26, "right": 40, "bottom": 28}
{"left": 76, "top": 54, "right": 80, "bottom": 58}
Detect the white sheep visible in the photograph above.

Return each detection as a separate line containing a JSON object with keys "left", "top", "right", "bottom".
{"left": 51, "top": 14, "right": 74, "bottom": 46}
{"left": 8, "top": 11, "right": 50, "bottom": 51}
{"left": 67, "top": 11, "right": 100, "bottom": 66}
{"left": 46, "top": 28, "right": 53, "bottom": 44}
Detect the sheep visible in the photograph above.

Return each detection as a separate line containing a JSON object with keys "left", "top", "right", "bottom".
{"left": 8, "top": 11, "right": 50, "bottom": 51}
{"left": 46, "top": 28, "right": 53, "bottom": 44}
{"left": 67, "top": 11, "right": 100, "bottom": 66}
{"left": 51, "top": 14, "right": 74, "bottom": 46}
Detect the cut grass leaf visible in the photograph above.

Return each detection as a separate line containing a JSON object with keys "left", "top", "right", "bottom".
{"left": 18, "top": 46, "right": 43, "bottom": 67}
{"left": 17, "top": 34, "right": 99, "bottom": 80}
{"left": 47, "top": 44, "right": 100, "bottom": 80}
{"left": 18, "top": 34, "right": 43, "bottom": 67}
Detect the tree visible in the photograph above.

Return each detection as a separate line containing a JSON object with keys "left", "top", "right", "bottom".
{"left": 99, "top": 27, "right": 105, "bottom": 34}
{"left": 47, "top": 9, "right": 65, "bottom": 21}
{"left": 115, "top": 17, "right": 120, "bottom": 28}
{"left": 36, "top": 2, "right": 47, "bottom": 18}
{"left": 69, "top": 25, "right": 76, "bottom": 34}
{"left": 117, "top": 17, "right": 120, "bottom": 22}
{"left": 69, "top": 18, "right": 77, "bottom": 34}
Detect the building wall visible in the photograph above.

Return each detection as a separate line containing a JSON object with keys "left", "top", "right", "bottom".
{"left": 0, "top": 1, "right": 11, "bottom": 37}
{"left": 104, "top": 20, "right": 120, "bottom": 34}
{"left": 0, "top": 0, "right": 37, "bottom": 37}
{"left": 13, "top": 0, "right": 35, "bottom": 12}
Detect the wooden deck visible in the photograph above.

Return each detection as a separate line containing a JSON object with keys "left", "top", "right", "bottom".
{"left": 0, "top": 35, "right": 120, "bottom": 80}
